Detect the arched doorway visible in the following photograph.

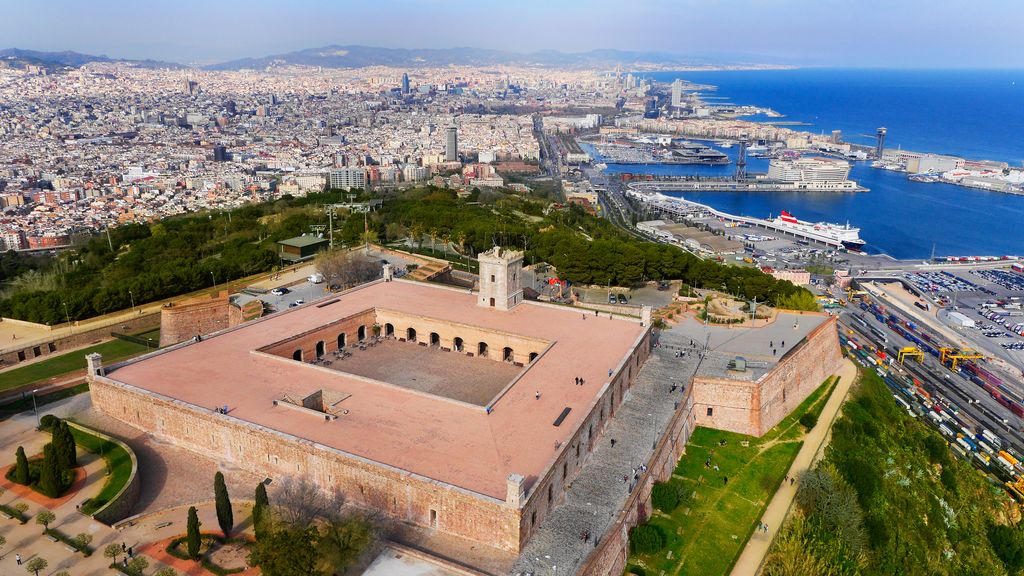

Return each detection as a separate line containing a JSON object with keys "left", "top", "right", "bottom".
{"left": 529, "top": 352, "right": 539, "bottom": 363}
{"left": 453, "top": 337, "right": 464, "bottom": 352}
{"left": 407, "top": 327, "right": 417, "bottom": 342}
{"left": 357, "top": 325, "right": 367, "bottom": 342}
{"left": 315, "top": 341, "right": 325, "bottom": 358}
{"left": 385, "top": 323, "right": 394, "bottom": 337}
{"left": 503, "top": 347, "right": 514, "bottom": 362}
{"left": 477, "top": 342, "right": 488, "bottom": 357}
{"left": 337, "top": 333, "right": 346, "bottom": 349}
{"left": 292, "top": 349, "right": 302, "bottom": 361}
{"left": 430, "top": 332, "right": 440, "bottom": 347}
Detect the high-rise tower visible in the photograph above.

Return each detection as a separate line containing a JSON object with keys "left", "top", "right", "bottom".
{"left": 875, "top": 127, "right": 887, "bottom": 159}
{"left": 401, "top": 73, "right": 410, "bottom": 95}
{"left": 445, "top": 122, "right": 459, "bottom": 162}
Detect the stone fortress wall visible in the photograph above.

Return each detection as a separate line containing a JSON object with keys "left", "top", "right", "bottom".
{"left": 159, "top": 292, "right": 264, "bottom": 347}
{"left": 691, "top": 314, "right": 844, "bottom": 436}
{"left": 88, "top": 302, "right": 652, "bottom": 554}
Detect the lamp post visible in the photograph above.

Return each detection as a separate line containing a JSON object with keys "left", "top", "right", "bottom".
{"left": 62, "top": 302, "right": 71, "bottom": 333}
{"left": 211, "top": 271, "right": 217, "bottom": 294}
{"left": 32, "top": 388, "right": 39, "bottom": 428}
{"left": 128, "top": 289, "right": 136, "bottom": 315}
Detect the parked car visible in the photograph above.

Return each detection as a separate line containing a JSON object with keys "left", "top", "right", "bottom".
{"left": 270, "top": 287, "right": 289, "bottom": 296}
{"left": 617, "top": 294, "right": 628, "bottom": 304}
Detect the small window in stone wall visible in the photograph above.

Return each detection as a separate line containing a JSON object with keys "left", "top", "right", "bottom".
{"left": 531, "top": 510, "right": 536, "bottom": 528}
{"left": 707, "top": 407, "right": 714, "bottom": 417}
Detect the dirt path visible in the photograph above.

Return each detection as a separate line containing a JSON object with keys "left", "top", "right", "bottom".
{"left": 728, "top": 358, "right": 858, "bottom": 576}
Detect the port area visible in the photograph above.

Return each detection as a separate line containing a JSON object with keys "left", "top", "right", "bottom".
{"left": 579, "top": 134, "right": 730, "bottom": 165}
{"left": 626, "top": 175, "right": 868, "bottom": 193}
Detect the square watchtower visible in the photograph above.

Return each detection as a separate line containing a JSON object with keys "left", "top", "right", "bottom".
{"left": 477, "top": 246, "right": 524, "bottom": 311}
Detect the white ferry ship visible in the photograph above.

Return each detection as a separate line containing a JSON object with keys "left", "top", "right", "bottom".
{"left": 768, "top": 211, "right": 865, "bottom": 250}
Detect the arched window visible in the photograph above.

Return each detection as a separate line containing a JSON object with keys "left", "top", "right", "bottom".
{"left": 453, "top": 337, "right": 464, "bottom": 352}
{"left": 477, "top": 341, "right": 488, "bottom": 357}
{"left": 357, "top": 325, "right": 367, "bottom": 342}
{"left": 337, "top": 333, "right": 346, "bottom": 349}
{"left": 430, "top": 332, "right": 440, "bottom": 347}
{"left": 315, "top": 341, "right": 325, "bottom": 358}
{"left": 384, "top": 323, "right": 394, "bottom": 337}
{"left": 503, "top": 347, "right": 514, "bottom": 362}
{"left": 292, "top": 349, "right": 302, "bottom": 361}
{"left": 407, "top": 327, "right": 417, "bottom": 342}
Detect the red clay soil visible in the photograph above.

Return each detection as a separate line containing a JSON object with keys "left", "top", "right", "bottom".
{"left": 0, "top": 465, "right": 87, "bottom": 507}
{"left": 138, "top": 535, "right": 260, "bottom": 576}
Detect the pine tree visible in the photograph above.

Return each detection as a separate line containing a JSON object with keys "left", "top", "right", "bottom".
{"left": 214, "top": 471, "right": 233, "bottom": 537}
{"left": 253, "top": 482, "right": 270, "bottom": 540}
{"left": 38, "top": 443, "right": 61, "bottom": 498}
{"left": 186, "top": 506, "right": 201, "bottom": 560}
{"left": 13, "top": 446, "right": 30, "bottom": 485}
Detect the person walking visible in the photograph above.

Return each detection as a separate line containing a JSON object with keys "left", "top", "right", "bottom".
{"left": 16, "top": 553, "right": 22, "bottom": 565}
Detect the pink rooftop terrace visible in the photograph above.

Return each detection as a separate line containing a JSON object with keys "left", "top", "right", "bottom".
{"left": 108, "top": 280, "right": 646, "bottom": 500}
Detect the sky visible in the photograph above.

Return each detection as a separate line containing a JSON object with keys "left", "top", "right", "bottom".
{"left": 2, "top": 0, "right": 1022, "bottom": 68}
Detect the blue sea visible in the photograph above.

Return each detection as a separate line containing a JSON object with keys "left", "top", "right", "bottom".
{"left": 602, "top": 69, "right": 1024, "bottom": 259}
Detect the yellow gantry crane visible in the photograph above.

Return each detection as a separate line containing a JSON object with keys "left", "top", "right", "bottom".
{"left": 898, "top": 346, "right": 925, "bottom": 364}
{"left": 939, "top": 347, "right": 984, "bottom": 371}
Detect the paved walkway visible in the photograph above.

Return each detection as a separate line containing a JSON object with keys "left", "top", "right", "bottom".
{"left": 728, "top": 358, "right": 858, "bottom": 576}
{"left": 511, "top": 328, "right": 700, "bottom": 576}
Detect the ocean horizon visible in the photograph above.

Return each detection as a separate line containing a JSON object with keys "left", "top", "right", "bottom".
{"left": 603, "top": 68, "right": 1024, "bottom": 259}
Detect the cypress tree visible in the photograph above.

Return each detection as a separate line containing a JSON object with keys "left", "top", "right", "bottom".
{"left": 186, "top": 506, "right": 201, "bottom": 560}
{"left": 38, "top": 443, "right": 61, "bottom": 498}
{"left": 13, "top": 446, "right": 30, "bottom": 485}
{"left": 214, "top": 471, "right": 233, "bottom": 537}
{"left": 253, "top": 482, "right": 270, "bottom": 540}
{"left": 52, "top": 421, "right": 76, "bottom": 470}
{"left": 61, "top": 421, "right": 77, "bottom": 468}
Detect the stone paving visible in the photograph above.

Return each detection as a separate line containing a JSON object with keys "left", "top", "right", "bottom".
{"left": 0, "top": 393, "right": 263, "bottom": 576}
{"left": 511, "top": 327, "right": 701, "bottom": 576}
{"left": 325, "top": 339, "right": 522, "bottom": 406}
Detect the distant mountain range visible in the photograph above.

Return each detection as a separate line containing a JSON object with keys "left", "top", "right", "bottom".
{"left": 0, "top": 45, "right": 791, "bottom": 72}
{"left": 0, "top": 48, "right": 184, "bottom": 71}
{"left": 204, "top": 45, "right": 785, "bottom": 70}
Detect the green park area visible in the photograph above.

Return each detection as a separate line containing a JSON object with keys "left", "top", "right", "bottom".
{"left": 626, "top": 376, "right": 839, "bottom": 576}
{"left": 0, "top": 329, "right": 159, "bottom": 393}
{"left": 763, "top": 370, "right": 1024, "bottom": 576}
{"left": 67, "top": 422, "right": 134, "bottom": 515}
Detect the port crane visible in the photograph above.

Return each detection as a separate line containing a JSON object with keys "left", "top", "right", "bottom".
{"left": 898, "top": 346, "right": 925, "bottom": 364}
{"left": 939, "top": 347, "right": 984, "bottom": 372}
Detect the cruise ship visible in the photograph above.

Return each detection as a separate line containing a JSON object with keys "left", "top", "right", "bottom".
{"left": 766, "top": 157, "right": 863, "bottom": 191}
{"left": 767, "top": 211, "right": 865, "bottom": 250}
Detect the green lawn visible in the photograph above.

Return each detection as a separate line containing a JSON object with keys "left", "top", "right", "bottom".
{"left": 627, "top": 376, "right": 839, "bottom": 576}
{"left": 0, "top": 334, "right": 158, "bottom": 392}
{"left": 0, "top": 383, "right": 91, "bottom": 417}
{"left": 68, "top": 424, "right": 134, "bottom": 516}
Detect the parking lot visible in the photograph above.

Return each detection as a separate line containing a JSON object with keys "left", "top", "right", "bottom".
{"left": 974, "top": 269, "right": 1024, "bottom": 292}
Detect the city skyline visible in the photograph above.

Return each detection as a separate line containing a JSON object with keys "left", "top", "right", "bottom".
{"left": 2, "top": 0, "right": 1022, "bottom": 68}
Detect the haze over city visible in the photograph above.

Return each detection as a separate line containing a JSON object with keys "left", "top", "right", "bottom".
{"left": 1, "top": 2, "right": 1023, "bottom": 576}
{"left": 2, "top": 0, "right": 1022, "bottom": 67}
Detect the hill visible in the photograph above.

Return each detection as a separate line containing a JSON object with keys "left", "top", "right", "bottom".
{"left": 0, "top": 48, "right": 184, "bottom": 71}
{"left": 203, "top": 45, "right": 781, "bottom": 71}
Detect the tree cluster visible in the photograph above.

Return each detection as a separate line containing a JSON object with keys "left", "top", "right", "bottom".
{"left": 248, "top": 476, "right": 374, "bottom": 576}
{"left": 764, "top": 370, "right": 1018, "bottom": 575}
{"left": 8, "top": 419, "right": 78, "bottom": 498}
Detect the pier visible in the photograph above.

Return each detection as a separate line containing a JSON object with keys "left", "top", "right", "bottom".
{"left": 626, "top": 176, "right": 868, "bottom": 193}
